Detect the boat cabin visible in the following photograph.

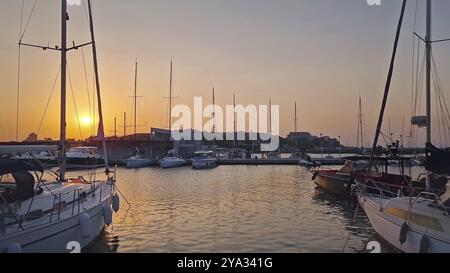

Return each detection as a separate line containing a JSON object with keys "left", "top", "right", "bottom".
{"left": 193, "top": 151, "right": 216, "bottom": 159}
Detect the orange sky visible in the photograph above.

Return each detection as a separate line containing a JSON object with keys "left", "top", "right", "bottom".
{"left": 1, "top": 0, "right": 450, "bottom": 147}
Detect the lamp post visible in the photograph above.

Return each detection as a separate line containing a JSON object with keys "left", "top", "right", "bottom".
{"left": 338, "top": 135, "right": 342, "bottom": 159}
{"left": 320, "top": 133, "right": 323, "bottom": 159}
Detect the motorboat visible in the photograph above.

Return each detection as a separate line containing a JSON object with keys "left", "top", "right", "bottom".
{"left": 299, "top": 159, "right": 316, "bottom": 167}
{"left": 11, "top": 151, "right": 56, "bottom": 164}
{"left": 297, "top": 153, "right": 317, "bottom": 167}
{"left": 191, "top": 151, "right": 218, "bottom": 170}
{"left": 66, "top": 147, "right": 104, "bottom": 166}
{"left": 312, "top": 158, "right": 378, "bottom": 195}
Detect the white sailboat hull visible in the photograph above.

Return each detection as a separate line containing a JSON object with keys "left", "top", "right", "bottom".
{"left": 126, "top": 158, "right": 152, "bottom": 169}
{"left": 1, "top": 198, "right": 109, "bottom": 253}
{"left": 0, "top": 181, "right": 115, "bottom": 253}
{"left": 358, "top": 194, "right": 450, "bottom": 253}
{"left": 160, "top": 159, "right": 186, "bottom": 169}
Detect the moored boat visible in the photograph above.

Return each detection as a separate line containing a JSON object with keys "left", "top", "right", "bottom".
{"left": 355, "top": 0, "right": 450, "bottom": 253}
{"left": 66, "top": 147, "right": 104, "bottom": 166}
{"left": 191, "top": 151, "right": 218, "bottom": 170}
{"left": 312, "top": 159, "right": 377, "bottom": 195}
{"left": 160, "top": 156, "right": 186, "bottom": 169}
{"left": 0, "top": 0, "right": 120, "bottom": 253}
{"left": 0, "top": 159, "right": 118, "bottom": 253}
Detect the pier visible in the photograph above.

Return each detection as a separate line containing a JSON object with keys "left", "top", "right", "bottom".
{"left": 109, "top": 157, "right": 345, "bottom": 167}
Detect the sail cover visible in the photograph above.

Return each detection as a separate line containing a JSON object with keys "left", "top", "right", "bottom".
{"left": 426, "top": 143, "right": 450, "bottom": 175}
{"left": 0, "top": 160, "right": 43, "bottom": 176}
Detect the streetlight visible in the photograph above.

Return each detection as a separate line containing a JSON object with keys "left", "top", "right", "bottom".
{"left": 320, "top": 133, "right": 323, "bottom": 159}
{"left": 338, "top": 135, "right": 342, "bottom": 159}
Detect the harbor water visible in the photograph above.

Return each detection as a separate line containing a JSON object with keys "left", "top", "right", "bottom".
{"left": 81, "top": 165, "right": 383, "bottom": 253}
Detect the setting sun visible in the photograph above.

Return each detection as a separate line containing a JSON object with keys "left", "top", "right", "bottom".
{"left": 81, "top": 116, "right": 92, "bottom": 126}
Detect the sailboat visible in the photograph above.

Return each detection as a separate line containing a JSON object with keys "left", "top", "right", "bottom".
{"left": 159, "top": 60, "right": 187, "bottom": 169}
{"left": 0, "top": 0, "right": 119, "bottom": 253}
{"left": 125, "top": 60, "right": 152, "bottom": 169}
{"left": 126, "top": 147, "right": 153, "bottom": 169}
{"left": 356, "top": 0, "right": 450, "bottom": 253}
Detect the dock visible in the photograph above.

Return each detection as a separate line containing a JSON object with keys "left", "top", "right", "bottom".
{"left": 218, "top": 158, "right": 345, "bottom": 166}
{"left": 109, "top": 157, "right": 345, "bottom": 167}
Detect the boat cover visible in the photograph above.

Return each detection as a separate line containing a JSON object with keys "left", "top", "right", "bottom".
{"left": 0, "top": 159, "right": 43, "bottom": 176}
{"left": 426, "top": 143, "right": 450, "bottom": 175}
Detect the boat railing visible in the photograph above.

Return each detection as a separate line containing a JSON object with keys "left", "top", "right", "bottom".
{"left": 354, "top": 179, "right": 424, "bottom": 200}
{"left": 1, "top": 179, "right": 110, "bottom": 233}
{"left": 407, "top": 191, "right": 449, "bottom": 220}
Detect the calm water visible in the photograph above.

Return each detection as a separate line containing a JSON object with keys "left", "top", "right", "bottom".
{"left": 82, "top": 165, "right": 382, "bottom": 253}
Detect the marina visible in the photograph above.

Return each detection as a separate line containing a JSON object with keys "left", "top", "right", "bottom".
{"left": 1, "top": 0, "right": 450, "bottom": 255}
{"left": 83, "top": 165, "right": 376, "bottom": 253}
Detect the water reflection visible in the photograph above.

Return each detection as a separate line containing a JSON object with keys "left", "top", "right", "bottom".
{"left": 78, "top": 166, "right": 383, "bottom": 253}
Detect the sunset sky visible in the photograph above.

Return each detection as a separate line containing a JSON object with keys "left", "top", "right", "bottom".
{"left": 1, "top": 0, "right": 450, "bottom": 147}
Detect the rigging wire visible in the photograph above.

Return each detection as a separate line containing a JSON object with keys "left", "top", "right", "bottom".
{"left": 16, "top": 0, "right": 25, "bottom": 141}
{"left": 16, "top": 47, "right": 21, "bottom": 142}
{"left": 409, "top": 0, "right": 419, "bottom": 148}
{"left": 411, "top": 0, "right": 419, "bottom": 117}
{"left": 431, "top": 52, "right": 450, "bottom": 146}
{"left": 16, "top": 0, "right": 39, "bottom": 141}
{"left": 37, "top": 66, "right": 61, "bottom": 136}
{"left": 67, "top": 63, "right": 84, "bottom": 141}
{"left": 19, "top": 0, "right": 39, "bottom": 42}
{"left": 81, "top": 47, "right": 92, "bottom": 130}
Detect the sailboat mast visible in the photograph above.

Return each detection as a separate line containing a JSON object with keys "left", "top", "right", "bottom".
{"left": 233, "top": 94, "right": 236, "bottom": 147}
{"left": 134, "top": 60, "right": 138, "bottom": 138}
{"left": 294, "top": 102, "right": 297, "bottom": 155}
{"left": 168, "top": 60, "right": 173, "bottom": 133}
{"left": 212, "top": 87, "right": 216, "bottom": 134}
{"left": 294, "top": 102, "right": 297, "bottom": 133}
{"left": 87, "top": 0, "right": 109, "bottom": 171}
{"left": 426, "top": 0, "right": 432, "bottom": 144}
{"left": 123, "top": 112, "right": 127, "bottom": 137}
{"left": 357, "top": 97, "right": 364, "bottom": 151}
{"left": 425, "top": 0, "right": 433, "bottom": 191}
{"left": 269, "top": 99, "right": 272, "bottom": 133}
{"left": 59, "top": 0, "right": 67, "bottom": 181}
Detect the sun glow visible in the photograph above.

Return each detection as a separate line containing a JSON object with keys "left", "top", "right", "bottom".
{"left": 81, "top": 116, "right": 93, "bottom": 126}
